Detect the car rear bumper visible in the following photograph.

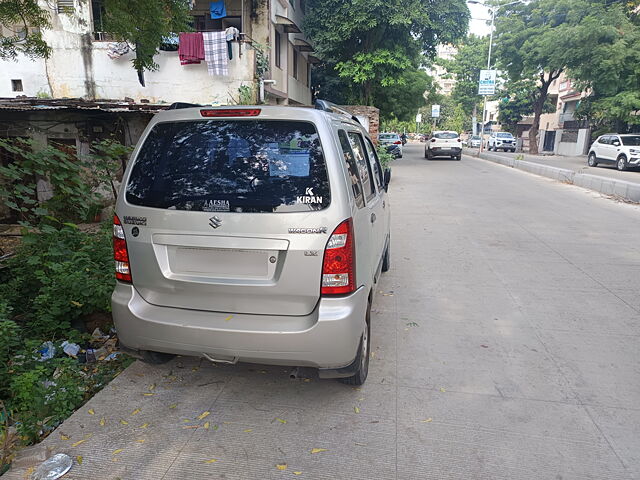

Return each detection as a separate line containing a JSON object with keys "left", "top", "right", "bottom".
{"left": 112, "top": 283, "right": 367, "bottom": 370}
{"left": 429, "top": 147, "right": 461, "bottom": 156}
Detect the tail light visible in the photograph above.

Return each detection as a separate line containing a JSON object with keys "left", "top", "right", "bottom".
{"left": 113, "top": 215, "right": 132, "bottom": 283}
{"left": 393, "top": 141, "right": 402, "bottom": 145}
{"left": 431, "top": 138, "right": 436, "bottom": 142}
{"left": 321, "top": 219, "right": 355, "bottom": 295}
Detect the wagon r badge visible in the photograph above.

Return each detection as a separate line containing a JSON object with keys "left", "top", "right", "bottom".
{"left": 209, "top": 216, "right": 222, "bottom": 229}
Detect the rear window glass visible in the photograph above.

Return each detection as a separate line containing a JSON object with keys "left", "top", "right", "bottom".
{"left": 497, "top": 132, "right": 514, "bottom": 138}
{"left": 126, "top": 120, "right": 329, "bottom": 213}
{"left": 379, "top": 134, "right": 398, "bottom": 140}
{"left": 621, "top": 136, "right": 640, "bottom": 146}
{"left": 434, "top": 132, "right": 458, "bottom": 139}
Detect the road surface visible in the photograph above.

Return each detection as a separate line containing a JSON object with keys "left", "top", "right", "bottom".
{"left": 8, "top": 144, "right": 640, "bottom": 480}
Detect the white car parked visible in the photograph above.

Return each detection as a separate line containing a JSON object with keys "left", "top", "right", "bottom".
{"left": 486, "top": 132, "right": 516, "bottom": 152}
{"left": 587, "top": 134, "right": 640, "bottom": 171}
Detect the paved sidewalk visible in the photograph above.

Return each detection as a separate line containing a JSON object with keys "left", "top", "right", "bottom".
{"left": 470, "top": 148, "right": 640, "bottom": 203}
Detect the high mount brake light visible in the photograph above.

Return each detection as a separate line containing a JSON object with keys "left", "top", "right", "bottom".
{"left": 113, "top": 215, "right": 132, "bottom": 283}
{"left": 200, "top": 109, "right": 261, "bottom": 117}
{"left": 321, "top": 219, "right": 356, "bottom": 295}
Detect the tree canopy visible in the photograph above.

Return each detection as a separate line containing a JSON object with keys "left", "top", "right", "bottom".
{"left": 303, "top": 0, "right": 469, "bottom": 105}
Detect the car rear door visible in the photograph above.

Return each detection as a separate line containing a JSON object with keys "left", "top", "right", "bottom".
{"left": 121, "top": 118, "right": 334, "bottom": 317}
{"left": 363, "top": 136, "right": 389, "bottom": 272}
{"left": 598, "top": 136, "right": 615, "bottom": 161}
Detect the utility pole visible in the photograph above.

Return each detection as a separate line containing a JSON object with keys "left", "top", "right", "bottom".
{"left": 478, "top": 5, "right": 495, "bottom": 155}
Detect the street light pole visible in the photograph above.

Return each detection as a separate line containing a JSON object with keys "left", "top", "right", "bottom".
{"left": 478, "top": 6, "right": 495, "bottom": 155}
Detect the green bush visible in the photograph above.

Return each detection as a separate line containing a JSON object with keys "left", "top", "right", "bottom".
{"left": 0, "top": 223, "right": 114, "bottom": 338}
{"left": 376, "top": 144, "right": 395, "bottom": 169}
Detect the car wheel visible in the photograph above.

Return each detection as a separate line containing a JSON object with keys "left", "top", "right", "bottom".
{"left": 381, "top": 240, "right": 390, "bottom": 273}
{"left": 510, "top": 149, "right": 516, "bottom": 153}
{"left": 455, "top": 155, "right": 461, "bottom": 161}
{"left": 588, "top": 153, "right": 598, "bottom": 167}
{"left": 140, "top": 350, "right": 175, "bottom": 365}
{"left": 339, "top": 302, "right": 370, "bottom": 386}
{"left": 617, "top": 155, "right": 628, "bottom": 171}
{"left": 424, "top": 149, "right": 428, "bottom": 158}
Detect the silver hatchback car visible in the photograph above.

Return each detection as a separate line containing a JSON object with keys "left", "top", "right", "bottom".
{"left": 112, "top": 101, "right": 391, "bottom": 385}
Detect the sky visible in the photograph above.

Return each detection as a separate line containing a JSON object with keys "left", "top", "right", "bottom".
{"left": 468, "top": 2, "right": 492, "bottom": 37}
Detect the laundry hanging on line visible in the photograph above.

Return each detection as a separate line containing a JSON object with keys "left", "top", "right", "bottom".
{"left": 179, "top": 32, "right": 205, "bottom": 65}
{"left": 225, "top": 26, "right": 239, "bottom": 60}
{"left": 203, "top": 31, "right": 228, "bottom": 76}
{"left": 106, "top": 42, "right": 129, "bottom": 59}
{"left": 210, "top": 0, "right": 227, "bottom": 19}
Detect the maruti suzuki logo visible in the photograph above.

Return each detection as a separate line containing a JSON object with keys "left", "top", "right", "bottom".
{"left": 209, "top": 216, "right": 222, "bottom": 229}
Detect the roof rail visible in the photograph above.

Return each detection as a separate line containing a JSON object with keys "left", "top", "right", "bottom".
{"left": 167, "top": 102, "right": 202, "bottom": 110}
{"left": 314, "top": 99, "right": 361, "bottom": 125}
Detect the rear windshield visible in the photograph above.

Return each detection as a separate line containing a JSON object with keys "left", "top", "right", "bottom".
{"left": 379, "top": 134, "right": 398, "bottom": 140}
{"left": 126, "top": 120, "right": 329, "bottom": 213}
{"left": 621, "top": 136, "right": 640, "bottom": 146}
{"left": 497, "top": 132, "right": 514, "bottom": 138}
{"left": 434, "top": 132, "right": 458, "bottom": 139}
{"left": 470, "top": 136, "right": 481, "bottom": 140}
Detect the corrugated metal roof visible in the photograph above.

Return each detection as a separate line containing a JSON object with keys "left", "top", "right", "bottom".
{"left": 0, "top": 97, "right": 169, "bottom": 113}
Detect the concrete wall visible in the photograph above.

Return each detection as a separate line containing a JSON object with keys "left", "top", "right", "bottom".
{"left": 1, "top": 0, "right": 311, "bottom": 105}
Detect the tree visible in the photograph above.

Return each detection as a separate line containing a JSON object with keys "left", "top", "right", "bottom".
{"left": 497, "top": 79, "right": 555, "bottom": 133}
{"left": 436, "top": 35, "right": 489, "bottom": 119}
{"left": 372, "top": 69, "right": 436, "bottom": 122}
{"left": 0, "top": 0, "right": 51, "bottom": 60}
{"left": 101, "top": 0, "right": 192, "bottom": 75}
{"left": 303, "top": 0, "right": 469, "bottom": 105}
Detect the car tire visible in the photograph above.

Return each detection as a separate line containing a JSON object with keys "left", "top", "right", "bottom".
{"left": 588, "top": 153, "right": 598, "bottom": 167}
{"left": 455, "top": 155, "right": 461, "bottom": 161}
{"left": 339, "top": 302, "right": 371, "bottom": 386}
{"left": 617, "top": 155, "right": 628, "bottom": 171}
{"left": 424, "top": 149, "right": 428, "bottom": 158}
{"left": 510, "top": 149, "right": 516, "bottom": 153}
{"left": 140, "top": 350, "right": 175, "bottom": 365}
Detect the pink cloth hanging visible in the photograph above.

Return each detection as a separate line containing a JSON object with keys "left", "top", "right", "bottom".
{"left": 179, "top": 33, "right": 205, "bottom": 65}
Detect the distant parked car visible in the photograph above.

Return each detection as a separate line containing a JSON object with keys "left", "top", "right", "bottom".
{"left": 588, "top": 134, "right": 640, "bottom": 171}
{"left": 425, "top": 131, "right": 462, "bottom": 160}
{"left": 468, "top": 135, "right": 482, "bottom": 148}
{"left": 378, "top": 133, "right": 403, "bottom": 158}
{"left": 487, "top": 132, "right": 516, "bottom": 152}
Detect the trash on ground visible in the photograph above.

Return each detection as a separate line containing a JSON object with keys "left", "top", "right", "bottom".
{"left": 310, "top": 448, "right": 327, "bottom": 454}
{"left": 103, "top": 352, "right": 122, "bottom": 361}
{"left": 37, "top": 342, "right": 56, "bottom": 362}
{"left": 61, "top": 341, "right": 80, "bottom": 358}
{"left": 32, "top": 453, "right": 73, "bottom": 480}
{"left": 276, "top": 463, "right": 287, "bottom": 470}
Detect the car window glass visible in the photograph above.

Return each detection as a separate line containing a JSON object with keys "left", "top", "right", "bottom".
{"left": 364, "top": 137, "right": 384, "bottom": 190}
{"left": 347, "top": 132, "right": 375, "bottom": 202}
{"left": 599, "top": 136, "right": 610, "bottom": 145}
{"left": 338, "top": 130, "right": 365, "bottom": 208}
{"left": 621, "top": 136, "right": 640, "bottom": 146}
{"left": 612, "top": 137, "right": 621, "bottom": 145}
{"left": 434, "top": 132, "right": 458, "bottom": 139}
{"left": 126, "top": 120, "right": 330, "bottom": 213}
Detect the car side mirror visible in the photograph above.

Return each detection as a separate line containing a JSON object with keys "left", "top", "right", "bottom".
{"left": 383, "top": 168, "right": 391, "bottom": 191}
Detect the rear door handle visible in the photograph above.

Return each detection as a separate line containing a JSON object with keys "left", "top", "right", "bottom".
{"left": 371, "top": 213, "right": 376, "bottom": 223}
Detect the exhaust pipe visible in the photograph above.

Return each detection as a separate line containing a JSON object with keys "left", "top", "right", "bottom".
{"left": 289, "top": 367, "right": 300, "bottom": 380}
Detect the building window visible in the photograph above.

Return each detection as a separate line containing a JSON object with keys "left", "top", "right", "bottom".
{"left": 57, "top": 0, "right": 75, "bottom": 14}
{"left": 292, "top": 49, "right": 298, "bottom": 80}
{"left": 11, "top": 79, "right": 23, "bottom": 92}
{"left": 275, "top": 30, "right": 281, "bottom": 68}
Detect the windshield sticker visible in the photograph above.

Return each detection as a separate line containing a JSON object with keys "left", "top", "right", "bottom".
{"left": 202, "top": 200, "right": 230, "bottom": 212}
{"left": 296, "top": 187, "right": 323, "bottom": 204}
{"left": 122, "top": 215, "right": 147, "bottom": 226}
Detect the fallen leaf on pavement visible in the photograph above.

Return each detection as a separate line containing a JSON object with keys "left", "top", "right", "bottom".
{"left": 276, "top": 464, "right": 287, "bottom": 470}
{"left": 310, "top": 448, "right": 327, "bottom": 454}
{"left": 198, "top": 411, "right": 210, "bottom": 420}
{"left": 183, "top": 425, "right": 199, "bottom": 429}
{"left": 213, "top": 425, "right": 219, "bottom": 431}
{"left": 99, "top": 417, "right": 105, "bottom": 426}
{"left": 243, "top": 429, "right": 253, "bottom": 433}
{"left": 71, "top": 435, "right": 92, "bottom": 447}
{"left": 139, "top": 423, "right": 149, "bottom": 429}
{"left": 113, "top": 449, "right": 123, "bottom": 455}
{"left": 225, "top": 315, "right": 233, "bottom": 321}
{"left": 169, "top": 404, "right": 177, "bottom": 409}
{"left": 204, "top": 422, "right": 210, "bottom": 429}
{"left": 293, "top": 472, "right": 302, "bottom": 476}
{"left": 276, "top": 418, "right": 287, "bottom": 424}
{"left": 76, "top": 456, "right": 83, "bottom": 465}
{"left": 421, "top": 418, "right": 433, "bottom": 423}
{"left": 136, "top": 439, "right": 146, "bottom": 443}
{"left": 60, "top": 434, "right": 70, "bottom": 440}
{"left": 148, "top": 384, "right": 156, "bottom": 390}
{"left": 440, "top": 387, "right": 446, "bottom": 393}
{"left": 131, "top": 409, "right": 140, "bottom": 415}
{"left": 204, "top": 459, "right": 218, "bottom": 464}
{"left": 120, "top": 419, "right": 129, "bottom": 425}
{"left": 142, "top": 393, "right": 154, "bottom": 397}
{"left": 354, "top": 406, "right": 360, "bottom": 414}
{"left": 88, "top": 409, "right": 95, "bottom": 415}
